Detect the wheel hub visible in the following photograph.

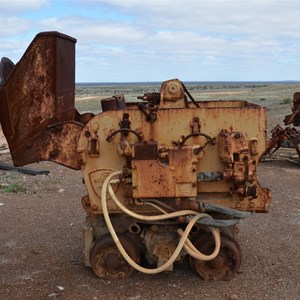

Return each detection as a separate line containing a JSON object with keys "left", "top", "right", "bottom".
{"left": 90, "top": 234, "right": 141, "bottom": 280}
{"left": 189, "top": 232, "right": 242, "bottom": 281}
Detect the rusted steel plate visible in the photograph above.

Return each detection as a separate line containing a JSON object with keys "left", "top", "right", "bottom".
{"left": 0, "top": 32, "right": 77, "bottom": 167}
{"left": 11, "top": 122, "right": 83, "bottom": 170}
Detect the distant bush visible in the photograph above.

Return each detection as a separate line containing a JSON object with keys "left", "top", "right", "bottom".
{"left": 260, "top": 97, "right": 266, "bottom": 101}
{"left": 280, "top": 97, "right": 292, "bottom": 104}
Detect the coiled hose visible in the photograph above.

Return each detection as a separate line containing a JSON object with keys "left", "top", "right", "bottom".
{"left": 101, "top": 171, "right": 221, "bottom": 274}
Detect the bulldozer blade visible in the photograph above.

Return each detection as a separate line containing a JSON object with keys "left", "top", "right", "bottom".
{"left": 0, "top": 31, "right": 83, "bottom": 169}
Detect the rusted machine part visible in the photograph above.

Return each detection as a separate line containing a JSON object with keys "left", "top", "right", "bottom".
{"left": 263, "top": 91, "right": 300, "bottom": 160}
{"left": 137, "top": 92, "right": 160, "bottom": 105}
{"left": 0, "top": 57, "right": 15, "bottom": 86}
{"left": 202, "top": 203, "right": 251, "bottom": 219}
{"left": 263, "top": 92, "right": 300, "bottom": 160}
{"left": 90, "top": 234, "right": 141, "bottom": 280}
{"left": 284, "top": 92, "right": 300, "bottom": 126}
{"left": 189, "top": 232, "right": 242, "bottom": 281}
{"left": 0, "top": 31, "right": 274, "bottom": 281}
{"left": 179, "top": 132, "right": 216, "bottom": 146}
{"left": 142, "top": 225, "right": 182, "bottom": 270}
{"left": 0, "top": 31, "right": 85, "bottom": 168}
{"left": 11, "top": 122, "right": 84, "bottom": 169}
{"left": 283, "top": 127, "right": 300, "bottom": 158}
{"left": 262, "top": 125, "right": 287, "bottom": 157}
{"left": 75, "top": 110, "right": 95, "bottom": 125}
{"left": 181, "top": 80, "right": 200, "bottom": 108}
{"left": 106, "top": 128, "right": 144, "bottom": 142}
{"left": 101, "top": 95, "right": 127, "bottom": 112}
{"left": 262, "top": 125, "right": 300, "bottom": 159}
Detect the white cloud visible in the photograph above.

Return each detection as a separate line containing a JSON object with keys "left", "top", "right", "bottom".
{"left": 0, "top": 17, "right": 32, "bottom": 36}
{"left": 39, "top": 17, "right": 145, "bottom": 43}
{"left": 0, "top": 0, "right": 300, "bottom": 81}
{"left": 93, "top": 0, "right": 300, "bottom": 38}
{"left": 0, "top": 0, "right": 48, "bottom": 12}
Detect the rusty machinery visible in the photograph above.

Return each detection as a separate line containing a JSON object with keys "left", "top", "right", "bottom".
{"left": 262, "top": 93, "right": 300, "bottom": 160}
{"left": 0, "top": 32, "right": 272, "bottom": 281}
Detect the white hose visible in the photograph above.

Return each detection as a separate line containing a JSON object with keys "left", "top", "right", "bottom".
{"left": 107, "top": 183, "right": 199, "bottom": 221}
{"left": 177, "top": 228, "right": 220, "bottom": 261}
{"left": 143, "top": 201, "right": 169, "bottom": 214}
{"left": 101, "top": 171, "right": 221, "bottom": 274}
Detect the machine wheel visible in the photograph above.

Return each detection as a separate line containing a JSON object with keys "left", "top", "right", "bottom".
{"left": 189, "top": 232, "right": 242, "bottom": 281}
{"left": 90, "top": 234, "right": 140, "bottom": 280}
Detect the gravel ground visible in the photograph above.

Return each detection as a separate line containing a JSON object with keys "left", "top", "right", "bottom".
{"left": 0, "top": 156, "right": 299, "bottom": 300}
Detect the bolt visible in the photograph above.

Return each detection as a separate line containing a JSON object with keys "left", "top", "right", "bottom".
{"left": 249, "top": 201, "right": 255, "bottom": 208}
{"left": 236, "top": 202, "right": 242, "bottom": 208}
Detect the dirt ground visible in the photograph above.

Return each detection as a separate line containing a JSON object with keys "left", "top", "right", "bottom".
{"left": 0, "top": 152, "right": 299, "bottom": 300}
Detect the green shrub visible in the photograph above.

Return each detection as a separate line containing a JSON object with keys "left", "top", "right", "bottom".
{"left": 2, "top": 183, "right": 26, "bottom": 193}
{"left": 280, "top": 97, "right": 292, "bottom": 104}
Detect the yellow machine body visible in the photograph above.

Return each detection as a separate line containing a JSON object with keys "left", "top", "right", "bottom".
{"left": 0, "top": 32, "right": 272, "bottom": 281}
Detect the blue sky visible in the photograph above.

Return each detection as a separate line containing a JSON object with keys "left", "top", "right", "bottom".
{"left": 0, "top": 0, "right": 299, "bottom": 82}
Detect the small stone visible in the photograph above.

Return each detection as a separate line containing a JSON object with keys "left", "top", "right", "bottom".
{"left": 58, "top": 188, "right": 65, "bottom": 193}
{"left": 48, "top": 293, "right": 57, "bottom": 298}
{"left": 57, "top": 286, "right": 64, "bottom": 291}
{"left": 229, "top": 294, "right": 238, "bottom": 300}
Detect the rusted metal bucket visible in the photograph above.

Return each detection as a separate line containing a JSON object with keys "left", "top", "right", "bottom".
{"left": 0, "top": 31, "right": 83, "bottom": 169}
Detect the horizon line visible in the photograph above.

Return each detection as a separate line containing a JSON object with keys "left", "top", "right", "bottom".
{"left": 76, "top": 80, "right": 300, "bottom": 85}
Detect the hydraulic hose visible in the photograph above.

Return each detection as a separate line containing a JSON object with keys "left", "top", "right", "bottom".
{"left": 177, "top": 228, "right": 220, "bottom": 261}
{"left": 143, "top": 201, "right": 169, "bottom": 214}
{"left": 107, "top": 182, "right": 199, "bottom": 221}
{"left": 101, "top": 171, "right": 221, "bottom": 274}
